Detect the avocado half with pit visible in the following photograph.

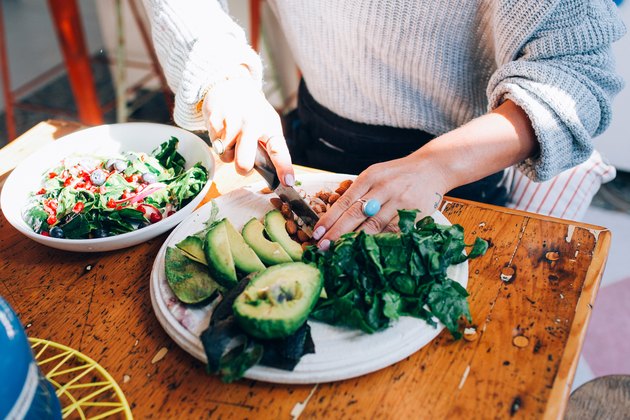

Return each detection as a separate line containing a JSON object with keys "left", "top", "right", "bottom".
{"left": 233, "top": 262, "right": 323, "bottom": 339}
{"left": 165, "top": 246, "right": 223, "bottom": 304}
{"left": 264, "top": 210, "right": 303, "bottom": 261}
{"left": 242, "top": 218, "right": 292, "bottom": 266}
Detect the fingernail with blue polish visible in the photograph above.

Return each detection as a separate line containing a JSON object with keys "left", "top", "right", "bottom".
{"left": 284, "top": 173, "right": 295, "bottom": 187}
{"left": 318, "top": 239, "right": 330, "bottom": 251}
{"left": 312, "top": 226, "right": 325, "bottom": 240}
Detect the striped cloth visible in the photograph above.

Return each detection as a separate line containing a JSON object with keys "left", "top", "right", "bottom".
{"left": 506, "top": 150, "right": 616, "bottom": 220}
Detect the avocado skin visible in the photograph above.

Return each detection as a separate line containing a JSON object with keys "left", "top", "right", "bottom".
{"left": 176, "top": 235, "right": 207, "bottom": 265}
{"left": 233, "top": 262, "right": 323, "bottom": 339}
{"left": 204, "top": 220, "right": 238, "bottom": 288}
{"left": 165, "top": 246, "right": 223, "bottom": 304}
{"left": 264, "top": 210, "right": 303, "bottom": 261}
{"left": 222, "top": 219, "right": 266, "bottom": 274}
{"left": 241, "top": 218, "right": 292, "bottom": 266}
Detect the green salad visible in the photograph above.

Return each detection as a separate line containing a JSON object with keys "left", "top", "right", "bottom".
{"left": 22, "top": 137, "right": 208, "bottom": 239}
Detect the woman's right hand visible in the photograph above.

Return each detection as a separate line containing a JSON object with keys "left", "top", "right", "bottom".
{"left": 202, "top": 77, "right": 295, "bottom": 186}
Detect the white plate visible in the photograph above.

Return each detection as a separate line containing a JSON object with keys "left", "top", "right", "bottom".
{"left": 1, "top": 123, "right": 214, "bottom": 252}
{"left": 150, "top": 173, "right": 467, "bottom": 384}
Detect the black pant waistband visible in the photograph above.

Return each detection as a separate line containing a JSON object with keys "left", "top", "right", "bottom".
{"left": 297, "top": 80, "right": 434, "bottom": 158}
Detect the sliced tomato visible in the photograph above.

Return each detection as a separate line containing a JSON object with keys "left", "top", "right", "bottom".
{"left": 137, "top": 203, "right": 162, "bottom": 223}
{"left": 73, "top": 202, "right": 85, "bottom": 213}
{"left": 48, "top": 172, "right": 57, "bottom": 179}
{"left": 47, "top": 215, "right": 57, "bottom": 225}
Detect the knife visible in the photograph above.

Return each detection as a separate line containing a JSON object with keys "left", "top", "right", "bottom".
{"left": 253, "top": 142, "right": 320, "bottom": 230}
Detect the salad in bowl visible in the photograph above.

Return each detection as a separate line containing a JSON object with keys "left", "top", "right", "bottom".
{"left": 24, "top": 137, "right": 207, "bottom": 240}
{"left": 1, "top": 123, "right": 214, "bottom": 252}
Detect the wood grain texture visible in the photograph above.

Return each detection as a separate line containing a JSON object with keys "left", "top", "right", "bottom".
{"left": 0, "top": 121, "right": 612, "bottom": 419}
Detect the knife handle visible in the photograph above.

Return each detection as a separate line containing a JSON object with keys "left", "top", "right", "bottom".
{"left": 253, "top": 142, "right": 280, "bottom": 189}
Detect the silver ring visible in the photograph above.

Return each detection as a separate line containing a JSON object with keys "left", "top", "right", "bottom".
{"left": 211, "top": 139, "right": 225, "bottom": 155}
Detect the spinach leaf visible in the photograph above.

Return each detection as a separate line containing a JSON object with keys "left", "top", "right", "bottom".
{"left": 427, "top": 279, "right": 471, "bottom": 339}
{"left": 62, "top": 213, "right": 93, "bottom": 239}
{"left": 152, "top": 136, "right": 186, "bottom": 176}
{"left": 305, "top": 209, "right": 488, "bottom": 339}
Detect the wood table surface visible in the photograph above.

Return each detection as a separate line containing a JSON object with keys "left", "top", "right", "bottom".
{"left": 0, "top": 121, "right": 612, "bottom": 419}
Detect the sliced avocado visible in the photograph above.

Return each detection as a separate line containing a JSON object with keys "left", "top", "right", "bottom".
{"left": 204, "top": 220, "right": 237, "bottom": 288}
{"left": 221, "top": 219, "right": 266, "bottom": 274}
{"left": 242, "top": 218, "right": 292, "bottom": 266}
{"left": 233, "top": 262, "right": 323, "bottom": 339}
{"left": 264, "top": 210, "right": 303, "bottom": 262}
{"left": 165, "top": 247, "right": 222, "bottom": 304}
{"left": 176, "top": 235, "right": 207, "bottom": 265}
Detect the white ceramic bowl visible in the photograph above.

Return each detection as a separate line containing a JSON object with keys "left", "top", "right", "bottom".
{"left": 1, "top": 123, "right": 214, "bottom": 252}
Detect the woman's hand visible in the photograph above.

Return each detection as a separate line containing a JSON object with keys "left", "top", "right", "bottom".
{"left": 312, "top": 153, "right": 450, "bottom": 250}
{"left": 202, "top": 77, "right": 295, "bottom": 186}
{"left": 312, "top": 99, "right": 538, "bottom": 250}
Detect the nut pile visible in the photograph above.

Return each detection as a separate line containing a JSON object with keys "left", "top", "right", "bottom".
{"left": 260, "top": 179, "right": 354, "bottom": 249}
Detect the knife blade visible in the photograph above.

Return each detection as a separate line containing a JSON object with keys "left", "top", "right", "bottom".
{"left": 253, "top": 142, "right": 320, "bottom": 229}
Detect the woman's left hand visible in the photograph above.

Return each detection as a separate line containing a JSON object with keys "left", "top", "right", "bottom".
{"left": 312, "top": 153, "right": 450, "bottom": 250}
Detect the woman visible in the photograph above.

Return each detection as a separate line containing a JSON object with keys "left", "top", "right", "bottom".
{"left": 143, "top": 0, "right": 625, "bottom": 250}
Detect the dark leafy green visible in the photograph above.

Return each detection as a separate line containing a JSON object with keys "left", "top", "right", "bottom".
{"left": 303, "top": 210, "right": 487, "bottom": 339}
{"left": 200, "top": 276, "right": 315, "bottom": 382}
{"left": 152, "top": 136, "right": 186, "bottom": 176}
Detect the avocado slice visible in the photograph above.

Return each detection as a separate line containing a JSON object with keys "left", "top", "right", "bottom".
{"left": 233, "top": 262, "right": 323, "bottom": 339}
{"left": 204, "top": 220, "right": 238, "bottom": 288}
{"left": 165, "top": 247, "right": 223, "bottom": 304}
{"left": 264, "top": 210, "right": 303, "bottom": 262}
{"left": 221, "top": 219, "right": 266, "bottom": 274}
{"left": 176, "top": 235, "right": 207, "bottom": 265}
{"left": 242, "top": 218, "right": 292, "bottom": 266}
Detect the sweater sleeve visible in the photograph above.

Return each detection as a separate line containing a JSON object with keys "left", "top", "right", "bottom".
{"left": 486, "top": 0, "right": 626, "bottom": 181}
{"left": 142, "top": 0, "right": 263, "bottom": 130}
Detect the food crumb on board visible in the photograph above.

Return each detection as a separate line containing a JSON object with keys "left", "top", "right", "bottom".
{"left": 458, "top": 365, "right": 471, "bottom": 390}
{"left": 25, "top": 323, "right": 32, "bottom": 329}
{"left": 151, "top": 347, "right": 168, "bottom": 364}
{"left": 291, "top": 384, "right": 319, "bottom": 419}
{"left": 123, "top": 374, "right": 131, "bottom": 383}
{"left": 463, "top": 327, "right": 478, "bottom": 342}
{"left": 545, "top": 251, "right": 560, "bottom": 261}
{"left": 500, "top": 266, "right": 515, "bottom": 282}
{"left": 513, "top": 335, "right": 529, "bottom": 348}
{"left": 134, "top": 339, "right": 139, "bottom": 347}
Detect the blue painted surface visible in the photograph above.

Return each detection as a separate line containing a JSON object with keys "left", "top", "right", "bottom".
{"left": 0, "top": 297, "right": 61, "bottom": 420}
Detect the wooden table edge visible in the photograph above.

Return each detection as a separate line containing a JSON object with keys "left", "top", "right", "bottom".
{"left": 443, "top": 197, "right": 608, "bottom": 232}
{"left": 543, "top": 229, "right": 612, "bottom": 419}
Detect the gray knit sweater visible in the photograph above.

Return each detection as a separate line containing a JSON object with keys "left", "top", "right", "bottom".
{"left": 143, "top": 0, "right": 626, "bottom": 181}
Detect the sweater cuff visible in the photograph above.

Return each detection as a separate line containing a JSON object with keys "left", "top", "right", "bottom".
{"left": 488, "top": 80, "right": 593, "bottom": 182}
{"left": 173, "top": 38, "right": 263, "bottom": 131}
